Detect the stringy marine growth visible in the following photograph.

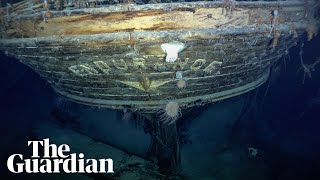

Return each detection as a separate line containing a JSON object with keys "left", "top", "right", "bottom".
{"left": 297, "top": 43, "right": 320, "bottom": 84}
{"left": 269, "top": 9, "right": 279, "bottom": 38}
{"left": 121, "top": 108, "right": 133, "bottom": 122}
{"left": 222, "top": 0, "right": 237, "bottom": 16}
{"left": 43, "top": 0, "right": 52, "bottom": 22}
{"left": 306, "top": 23, "right": 319, "bottom": 41}
{"left": 157, "top": 99, "right": 182, "bottom": 125}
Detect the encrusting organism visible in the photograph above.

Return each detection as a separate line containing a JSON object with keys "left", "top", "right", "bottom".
{"left": 297, "top": 43, "right": 320, "bottom": 84}
{"left": 161, "top": 41, "right": 185, "bottom": 63}
{"left": 175, "top": 71, "right": 186, "bottom": 89}
{"left": 157, "top": 98, "right": 182, "bottom": 125}
{"left": 282, "top": 45, "right": 291, "bottom": 70}
{"left": 177, "top": 79, "right": 186, "bottom": 89}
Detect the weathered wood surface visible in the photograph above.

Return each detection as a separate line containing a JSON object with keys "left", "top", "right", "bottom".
{"left": 0, "top": 1, "right": 318, "bottom": 112}
{"left": 0, "top": 0, "right": 312, "bottom": 38}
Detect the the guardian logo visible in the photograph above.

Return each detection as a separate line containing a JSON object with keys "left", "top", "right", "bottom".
{"left": 7, "top": 138, "right": 114, "bottom": 174}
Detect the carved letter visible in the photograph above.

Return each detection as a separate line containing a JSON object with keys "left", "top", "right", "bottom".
{"left": 203, "top": 61, "right": 222, "bottom": 75}
{"left": 132, "top": 58, "right": 147, "bottom": 70}
{"left": 93, "top": 61, "right": 111, "bottom": 74}
{"left": 174, "top": 58, "right": 189, "bottom": 70}
{"left": 112, "top": 59, "right": 128, "bottom": 71}
{"left": 68, "top": 64, "right": 99, "bottom": 76}
{"left": 190, "top": 59, "right": 206, "bottom": 71}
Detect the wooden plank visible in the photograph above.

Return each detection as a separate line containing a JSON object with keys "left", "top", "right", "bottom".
{"left": 1, "top": 0, "right": 310, "bottom": 39}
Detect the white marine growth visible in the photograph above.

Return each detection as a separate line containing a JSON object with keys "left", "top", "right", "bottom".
{"left": 161, "top": 41, "right": 185, "bottom": 63}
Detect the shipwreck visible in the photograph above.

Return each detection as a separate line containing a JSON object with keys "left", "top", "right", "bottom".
{"left": 1, "top": 0, "right": 319, "bottom": 112}
{"left": 0, "top": 0, "right": 319, "bottom": 179}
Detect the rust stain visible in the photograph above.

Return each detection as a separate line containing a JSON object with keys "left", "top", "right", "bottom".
{"left": 129, "top": 31, "right": 134, "bottom": 47}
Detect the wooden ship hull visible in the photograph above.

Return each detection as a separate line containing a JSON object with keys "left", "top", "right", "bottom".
{"left": 0, "top": 0, "right": 318, "bottom": 112}
{"left": 1, "top": 1, "right": 319, "bottom": 178}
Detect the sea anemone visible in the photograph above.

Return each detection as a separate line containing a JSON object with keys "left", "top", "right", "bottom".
{"left": 157, "top": 99, "right": 182, "bottom": 125}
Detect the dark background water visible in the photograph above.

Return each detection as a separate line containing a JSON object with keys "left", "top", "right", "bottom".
{"left": 0, "top": 34, "right": 319, "bottom": 179}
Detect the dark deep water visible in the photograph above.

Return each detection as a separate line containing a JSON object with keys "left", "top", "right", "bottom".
{"left": 0, "top": 35, "right": 320, "bottom": 179}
